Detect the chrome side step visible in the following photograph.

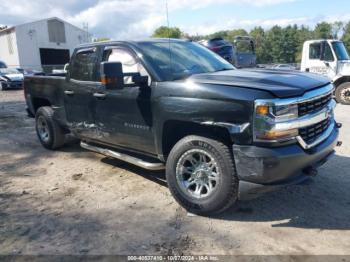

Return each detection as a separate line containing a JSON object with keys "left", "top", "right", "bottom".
{"left": 80, "top": 142, "right": 165, "bottom": 170}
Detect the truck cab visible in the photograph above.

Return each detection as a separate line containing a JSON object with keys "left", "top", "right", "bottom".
{"left": 301, "top": 39, "right": 350, "bottom": 104}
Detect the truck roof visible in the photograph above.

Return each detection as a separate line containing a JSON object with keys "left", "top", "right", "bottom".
{"left": 77, "top": 38, "right": 190, "bottom": 49}
{"left": 304, "top": 39, "right": 342, "bottom": 44}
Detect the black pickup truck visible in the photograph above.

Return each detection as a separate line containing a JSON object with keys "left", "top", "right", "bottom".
{"left": 24, "top": 39, "right": 341, "bottom": 215}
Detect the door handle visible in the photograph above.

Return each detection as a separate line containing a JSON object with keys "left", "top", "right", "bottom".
{"left": 93, "top": 92, "right": 106, "bottom": 99}
{"left": 64, "top": 90, "right": 74, "bottom": 95}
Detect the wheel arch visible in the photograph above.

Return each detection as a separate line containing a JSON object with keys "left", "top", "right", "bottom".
{"left": 160, "top": 120, "right": 233, "bottom": 159}
{"left": 31, "top": 97, "right": 52, "bottom": 113}
{"left": 333, "top": 76, "right": 350, "bottom": 89}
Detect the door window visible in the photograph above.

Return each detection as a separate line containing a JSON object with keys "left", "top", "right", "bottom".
{"left": 103, "top": 48, "right": 150, "bottom": 85}
{"left": 323, "top": 43, "right": 334, "bottom": 61}
{"left": 309, "top": 43, "right": 321, "bottom": 60}
{"left": 70, "top": 49, "right": 97, "bottom": 81}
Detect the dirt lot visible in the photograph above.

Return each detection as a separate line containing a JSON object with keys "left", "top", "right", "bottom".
{"left": 0, "top": 90, "right": 350, "bottom": 255}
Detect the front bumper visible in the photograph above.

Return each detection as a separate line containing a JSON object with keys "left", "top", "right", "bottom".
{"left": 233, "top": 124, "right": 339, "bottom": 189}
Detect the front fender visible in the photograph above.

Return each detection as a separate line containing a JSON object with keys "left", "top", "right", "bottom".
{"left": 153, "top": 96, "right": 254, "bottom": 156}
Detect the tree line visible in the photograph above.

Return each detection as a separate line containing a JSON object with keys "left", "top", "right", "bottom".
{"left": 152, "top": 21, "right": 350, "bottom": 64}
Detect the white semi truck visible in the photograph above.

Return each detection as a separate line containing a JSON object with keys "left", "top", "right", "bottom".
{"left": 301, "top": 39, "right": 350, "bottom": 104}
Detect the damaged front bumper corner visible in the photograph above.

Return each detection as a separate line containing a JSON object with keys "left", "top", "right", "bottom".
{"left": 233, "top": 124, "right": 340, "bottom": 197}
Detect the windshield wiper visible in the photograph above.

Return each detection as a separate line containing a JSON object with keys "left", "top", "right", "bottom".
{"left": 216, "top": 68, "right": 234, "bottom": 72}
{"left": 172, "top": 73, "right": 192, "bottom": 81}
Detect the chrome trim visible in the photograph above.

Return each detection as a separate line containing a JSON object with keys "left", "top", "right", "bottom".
{"left": 272, "top": 99, "right": 335, "bottom": 131}
{"left": 255, "top": 84, "right": 334, "bottom": 107}
{"left": 201, "top": 121, "right": 250, "bottom": 133}
{"left": 81, "top": 142, "right": 165, "bottom": 170}
{"left": 296, "top": 120, "right": 335, "bottom": 149}
{"left": 253, "top": 84, "right": 336, "bottom": 148}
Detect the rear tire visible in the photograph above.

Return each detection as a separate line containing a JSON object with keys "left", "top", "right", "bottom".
{"left": 335, "top": 82, "right": 350, "bottom": 105}
{"left": 166, "top": 135, "right": 238, "bottom": 216}
{"left": 35, "top": 107, "right": 65, "bottom": 150}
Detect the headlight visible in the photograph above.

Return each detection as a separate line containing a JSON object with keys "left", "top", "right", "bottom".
{"left": 273, "top": 104, "right": 298, "bottom": 119}
{"left": 254, "top": 102, "right": 298, "bottom": 142}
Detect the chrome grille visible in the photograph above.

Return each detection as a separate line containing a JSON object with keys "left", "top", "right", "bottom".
{"left": 299, "top": 118, "right": 331, "bottom": 144}
{"left": 298, "top": 92, "right": 332, "bottom": 117}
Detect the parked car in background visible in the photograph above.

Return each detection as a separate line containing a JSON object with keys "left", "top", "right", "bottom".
{"left": 0, "top": 61, "right": 7, "bottom": 68}
{"left": 272, "top": 64, "right": 297, "bottom": 71}
{"left": 16, "top": 68, "right": 25, "bottom": 74}
{"left": 24, "top": 69, "right": 45, "bottom": 76}
{"left": 15, "top": 68, "right": 45, "bottom": 76}
{"left": 199, "top": 37, "right": 234, "bottom": 64}
{"left": 0, "top": 68, "right": 24, "bottom": 90}
{"left": 199, "top": 36, "right": 257, "bottom": 68}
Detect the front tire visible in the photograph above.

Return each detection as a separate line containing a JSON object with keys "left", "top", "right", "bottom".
{"left": 335, "top": 82, "right": 350, "bottom": 105}
{"left": 35, "top": 107, "right": 65, "bottom": 150}
{"left": 166, "top": 135, "right": 238, "bottom": 216}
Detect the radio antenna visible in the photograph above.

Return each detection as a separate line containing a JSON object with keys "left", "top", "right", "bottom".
{"left": 166, "top": 0, "right": 170, "bottom": 29}
{"left": 165, "top": 0, "right": 172, "bottom": 71}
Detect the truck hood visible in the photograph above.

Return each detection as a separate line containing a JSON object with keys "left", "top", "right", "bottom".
{"left": 189, "top": 69, "right": 330, "bottom": 98}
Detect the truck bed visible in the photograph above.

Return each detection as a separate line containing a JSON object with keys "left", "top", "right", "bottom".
{"left": 24, "top": 75, "right": 66, "bottom": 118}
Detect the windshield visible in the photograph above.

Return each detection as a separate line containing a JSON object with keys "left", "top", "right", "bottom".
{"left": 0, "top": 68, "right": 20, "bottom": 75}
{"left": 137, "top": 41, "right": 235, "bottom": 81}
{"left": 332, "top": 42, "right": 350, "bottom": 60}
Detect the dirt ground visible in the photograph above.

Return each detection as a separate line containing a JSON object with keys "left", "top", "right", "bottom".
{"left": 0, "top": 90, "right": 350, "bottom": 256}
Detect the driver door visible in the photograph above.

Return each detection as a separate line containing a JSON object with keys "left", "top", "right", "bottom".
{"left": 92, "top": 46, "right": 155, "bottom": 154}
{"left": 308, "top": 41, "right": 336, "bottom": 79}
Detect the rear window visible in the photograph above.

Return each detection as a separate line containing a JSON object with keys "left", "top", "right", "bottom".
{"left": 235, "top": 41, "right": 254, "bottom": 53}
{"left": 70, "top": 48, "right": 98, "bottom": 81}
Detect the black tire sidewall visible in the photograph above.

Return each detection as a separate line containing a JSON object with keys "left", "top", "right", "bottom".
{"left": 35, "top": 107, "right": 56, "bottom": 149}
{"left": 166, "top": 136, "right": 238, "bottom": 215}
{"left": 335, "top": 83, "right": 350, "bottom": 105}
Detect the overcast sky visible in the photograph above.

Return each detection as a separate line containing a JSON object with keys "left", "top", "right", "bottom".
{"left": 0, "top": 0, "right": 350, "bottom": 39}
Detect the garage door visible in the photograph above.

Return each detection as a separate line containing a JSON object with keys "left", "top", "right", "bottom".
{"left": 39, "top": 48, "right": 70, "bottom": 66}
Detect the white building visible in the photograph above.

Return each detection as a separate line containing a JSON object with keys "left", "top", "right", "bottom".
{"left": 0, "top": 17, "right": 91, "bottom": 72}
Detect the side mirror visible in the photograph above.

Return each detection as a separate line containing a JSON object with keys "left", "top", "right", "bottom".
{"left": 131, "top": 73, "right": 149, "bottom": 87}
{"left": 101, "top": 62, "right": 124, "bottom": 90}
{"left": 324, "top": 61, "right": 330, "bottom": 67}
